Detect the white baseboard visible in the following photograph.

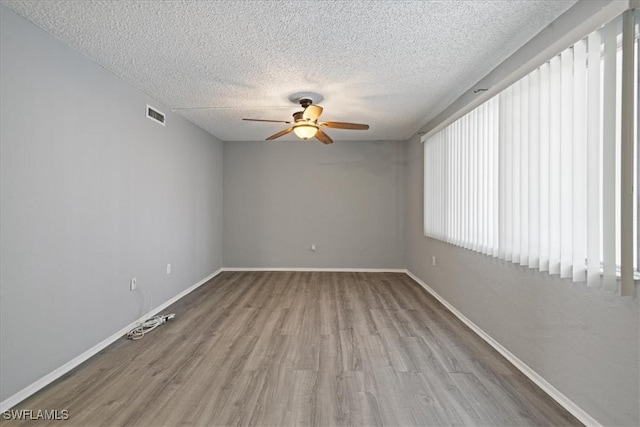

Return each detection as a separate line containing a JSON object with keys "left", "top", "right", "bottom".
{"left": 404, "top": 270, "right": 601, "bottom": 427}
{"left": 221, "top": 267, "right": 406, "bottom": 273}
{"left": 0, "top": 268, "right": 223, "bottom": 413}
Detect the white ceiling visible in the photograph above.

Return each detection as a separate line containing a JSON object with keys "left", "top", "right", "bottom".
{"left": 2, "top": 0, "right": 577, "bottom": 142}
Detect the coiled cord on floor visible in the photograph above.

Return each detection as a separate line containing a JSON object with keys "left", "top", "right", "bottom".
{"left": 127, "top": 313, "right": 175, "bottom": 340}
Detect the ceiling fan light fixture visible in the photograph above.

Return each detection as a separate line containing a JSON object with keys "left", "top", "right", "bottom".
{"left": 293, "top": 124, "right": 318, "bottom": 140}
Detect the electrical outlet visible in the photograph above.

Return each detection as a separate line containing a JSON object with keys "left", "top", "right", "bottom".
{"left": 167, "top": 263, "right": 171, "bottom": 274}
{"left": 310, "top": 244, "right": 316, "bottom": 252}
{"left": 432, "top": 256, "right": 436, "bottom": 266}
{"left": 130, "top": 277, "right": 137, "bottom": 291}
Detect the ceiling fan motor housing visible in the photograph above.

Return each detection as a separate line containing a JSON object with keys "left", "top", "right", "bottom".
{"left": 299, "top": 98, "right": 313, "bottom": 109}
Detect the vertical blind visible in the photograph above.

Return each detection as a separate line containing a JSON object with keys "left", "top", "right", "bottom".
{"left": 424, "top": 13, "right": 638, "bottom": 294}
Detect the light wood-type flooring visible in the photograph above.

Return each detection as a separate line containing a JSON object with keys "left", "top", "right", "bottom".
{"left": 3, "top": 272, "right": 581, "bottom": 426}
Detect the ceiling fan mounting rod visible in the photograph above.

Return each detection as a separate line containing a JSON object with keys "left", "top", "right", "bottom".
{"left": 288, "top": 92, "right": 323, "bottom": 106}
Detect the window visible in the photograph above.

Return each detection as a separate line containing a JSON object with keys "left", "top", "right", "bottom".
{"left": 423, "top": 12, "right": 638, "bottom": 295}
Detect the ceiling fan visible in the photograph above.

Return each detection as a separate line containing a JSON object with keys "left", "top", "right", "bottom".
{"left": 242, "top": 98, "right": 369, "bottom": 144}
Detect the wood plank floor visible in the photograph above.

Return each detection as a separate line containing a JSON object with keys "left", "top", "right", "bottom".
{"left": 3, "top": 272, "right": 581, "bottom": 426}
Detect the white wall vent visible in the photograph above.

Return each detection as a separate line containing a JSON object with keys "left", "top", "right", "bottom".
{"left": 146, "top": 104, "right": 165, "bottom": 126}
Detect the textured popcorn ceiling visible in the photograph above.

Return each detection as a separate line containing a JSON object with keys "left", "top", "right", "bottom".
{"left": 2, "top": 0, "right": 577, "bottom": 142}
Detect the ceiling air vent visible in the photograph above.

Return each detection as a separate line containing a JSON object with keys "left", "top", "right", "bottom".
{"left": 146, "top": 105, "right": 165, "bottom": 126}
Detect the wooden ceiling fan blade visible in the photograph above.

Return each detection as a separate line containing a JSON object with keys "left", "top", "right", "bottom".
{"left": 320, "top": 121, "right": 369, "bottom": 130}
{"left": 303, "top": 105, "right": 323, "bottom": 120}
{"left": 314, "top": 129, "right": 333, "bottom": 145}
{"left": 243, "top": 118, "right": 291, "bottom": 124}
{"left": 266, "top": 127, "right": 294, "bottom": 140}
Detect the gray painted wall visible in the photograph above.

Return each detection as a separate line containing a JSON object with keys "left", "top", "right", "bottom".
{"left": 404, "top": 135, "right": 639, "bottom": 426}
{"left": 0, "top": 7, "right": 223, "bottom": 402}
{"left": 223, "top": 140, "right": 404, "bottom": 268}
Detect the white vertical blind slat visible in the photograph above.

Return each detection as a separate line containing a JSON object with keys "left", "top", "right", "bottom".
{"left": 433, "top": 135, "right": 438, "bottom": 238}
{"left": 427, "top": 138, "right": 431, "bottom": 238}
{"left": 573, "top": 39, "right": 588, "bottom": 283}
{"left": 471, "top": 109, "right": 480, "bottom": 251}
{"left": 471, "top": 110, "right": 477, "bottom": 250}
{"left": 482, "top": 101, "right": 488, "bottom": 253}
{"left": 484, "top": 104, "right": 490, "bottom": 253}
{"left": 587, "top": 31, "right": 602, "bottom": 286}
{"left": 520, "top": 75, "right": 530, "bottom": 266}
{"left": 495, "top": 96, "right": 499, "bottom": 254}
{"left": 440, "top": 133, "right": 444, "bottom": 239}
{"left": 457, "top": 121, "right": 462, "bottom": 246}
{"left": 437, "top": 133, "right": 442, "bottom": 239}
{"left": 423, "top": 138, "right": 428, "bottom": 235}
{"left": 512, "top": 81, "right": 521, "bottom": 264}
{"left": 504, "top": 88, "right": 513, "bottom": 261}
{"left": 620, "top": 9, "right": 635, "bottom": 296}
{"left": 529, "top": 69, "right": 541, "bottom": 269}
{"left": 438, "top": 133, "right": 442, "bottom": 239}
{"left": 448, "top": 127, "right": 453, "bottom": 243}
{"left": 602, "top": 20, "right": 617, "bottom": 291}
{"left": 440, "top": 132, "right": 444, "bottom": 239}
{"left": 458, "top": 124, "right": 462, "bottom": 245}
{"left": 636, "top": 10, "right": 640, "bottom": 275}
{"left": 549, "top": 55, "right": 562, "bottom": 275}
{"left": 499, "top": 92, "right": 507, "bottom": 259}
{"left": 462, "top": 117, "right": 468, "bottom": 247}
{"left": 560, "top": 48, "right": 574, "bottom": 279}
{"left": 429, "top": 135, "right": 434, "bottom": 237}
{"left": 453, "top": 124, "right": 459, "bottom": 245}
{"left": 539, "top": 62, "right": 551, "bottom": 272}
{"left": 467, "top": 112, "right": 473, "bottom": 249}
{"left": 486, "top": 101, "right": 492, "bottom": 254}
{"left": 480, "top": 104, "right": 487, "bottom": 253}
{"left": 424, "top": 135, "right": 429, "bottom": 236}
